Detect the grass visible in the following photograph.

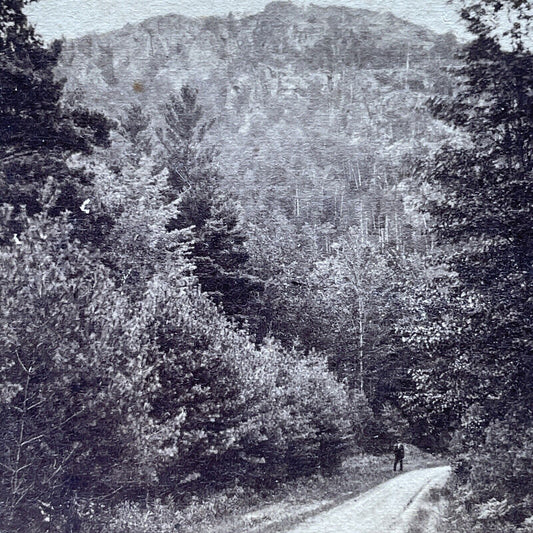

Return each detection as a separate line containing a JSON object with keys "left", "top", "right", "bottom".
{"left": 89, "top": 446, "right": 445, "bottom": 533}
{"left": 406, "top": 508, "right": 431, "bottom": 533}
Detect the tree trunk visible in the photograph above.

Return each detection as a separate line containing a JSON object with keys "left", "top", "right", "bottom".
{"left": 358, "top": 296, "right": 365, "bottom": 395}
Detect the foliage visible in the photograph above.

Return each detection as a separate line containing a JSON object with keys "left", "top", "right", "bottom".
{"left": 56, "top": 2, "right": 455, "bottom": 239}
{"left": 0, "top": 2, "right": 466, "bottom": 531}
{"left": 0, "top": 1, "right": 108, "bottom": 157}
{"left": 442, "top": 419, "right": 533, "bottom": 532}
{"left": 85, "top": 452, "right": 412, "bottom": 533}
{"left": 406, "top": 0, "right": 533, "bottom": 435}
{"left": 101, "top": 500, "right": 184, "bottom": 533}
{"left": 0, "top": 0, "right": 111, "bottom": 240}
{"left": 403, "top": 0, "right": 533, "bottom": 529}
{"left": 247, "top": 213, "right": 423, "bottom": 420}
{"left": 0, "top": 206, "right": 355, "bottom": 532}
{"left": 120, "top": 103, "right": 152, "bottom": 158}
{"left": 138, "top": 270, "right": 353, "bottom": 491}
{"left": 323, "top": 229, "right": 416, "bottom": 403}
{"left": 157, "top": 86, "right": 262, "bottom": 319}
{"left": 455, "top": 0, "right": 532, "bottom": 51}
{"left": 0, "top": 215, "right": 154, "bottom": 531}
{"left": 84, "top": 156, "right": 193, "bottom": 297}
{"left": 156, "top": 86, "right": 212, "bottom": 190}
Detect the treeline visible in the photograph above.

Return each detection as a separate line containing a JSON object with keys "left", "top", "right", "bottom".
{"left": 56, "top": 0, "right": 457, "bottom": 243}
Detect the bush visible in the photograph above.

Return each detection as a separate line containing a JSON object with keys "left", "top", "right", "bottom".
{"left": 0, "top": 216, "right": 154, "bottom": 531}
{"left": 0, "top": 216, "right": 355, "bottom": 528}
{"left": 97, "top": 501, "right": 183, "bottom": 533}
{"left": 135, "top": 271, "right": 354, "bottom": 494}
{"left": 444, "top": 417, "right": 533, "bottom": 533}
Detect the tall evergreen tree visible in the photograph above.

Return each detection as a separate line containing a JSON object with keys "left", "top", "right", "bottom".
{"left": 119, "top": 103, "right": 152, "bottom": 161}
{"left": 412, "top": 0, "right": 533, "bottom": 424}
{"left": 400, "top": 6, "right": 533, "bottom": 527}
{"left": 401, "top": 1, "right": 533, "bottom": 515}
{"left": 0, "top": 0, "right": 111, "bottom": 242}
{"left": 158, "top": 86, "right": 262, "bottom": 319}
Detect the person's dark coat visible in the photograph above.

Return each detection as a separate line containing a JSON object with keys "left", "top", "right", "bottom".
{"left": 393, "top": 442, "right": 404, "bottom": 471}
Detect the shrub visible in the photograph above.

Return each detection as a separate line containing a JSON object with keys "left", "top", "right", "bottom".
{"left": 0, "top": 216, "right": 155, "bottom": 531}
{"left": 444, "top": 417, "right": 533, "bottom": 533}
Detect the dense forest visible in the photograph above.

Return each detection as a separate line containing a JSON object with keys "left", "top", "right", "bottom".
{"left": 0, "top": 0, "right": 531, "bottom": 532}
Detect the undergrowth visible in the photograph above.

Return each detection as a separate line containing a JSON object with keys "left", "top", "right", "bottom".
{"left": 81, "top": 446, "right": 442, "bottom": 533}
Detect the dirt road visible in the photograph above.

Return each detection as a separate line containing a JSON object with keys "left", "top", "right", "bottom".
{"left": 284, "top": 466, "right": 451, "bottom": 533}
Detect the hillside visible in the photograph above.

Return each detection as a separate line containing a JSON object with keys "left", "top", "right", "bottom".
{"left": 57, "top": 1, "right": 458, "bottom": 238}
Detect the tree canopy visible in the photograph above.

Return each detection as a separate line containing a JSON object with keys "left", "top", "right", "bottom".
{"left": 402, "top": 1, "right": 533, "bottom": 528}
{"left": 0, "top": 0, "right": 110, "bottom": 241}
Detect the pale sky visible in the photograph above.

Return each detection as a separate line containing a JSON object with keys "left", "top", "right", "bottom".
{"left": 27, "top": 0, "right": 467, "bottom": 42}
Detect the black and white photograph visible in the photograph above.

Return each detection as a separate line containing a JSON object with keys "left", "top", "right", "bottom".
{"left": 1, "top": 0, "right": 532, "bottom": 531}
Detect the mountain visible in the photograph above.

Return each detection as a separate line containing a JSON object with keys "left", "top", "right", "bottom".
{"left": 56, "top": 1, "right": 458, "bottom": 240}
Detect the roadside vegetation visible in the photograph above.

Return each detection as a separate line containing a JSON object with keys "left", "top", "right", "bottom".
{"left": 91, "top": 448, "right": 442, "bottom": 533}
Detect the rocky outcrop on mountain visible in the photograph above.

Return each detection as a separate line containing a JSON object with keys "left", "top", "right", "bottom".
{"left": 57, "top": 1, "right": 458, "bottom": 230}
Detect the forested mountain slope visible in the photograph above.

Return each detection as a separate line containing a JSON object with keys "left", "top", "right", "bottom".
{"left": 57, "top": 1, "right": 458, "bottom": 238}
{"left": 50, "top": 1, "right": 462, "bottom": 417}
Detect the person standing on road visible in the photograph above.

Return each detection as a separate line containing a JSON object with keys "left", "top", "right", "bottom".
{"left": 393, "top": 442, "right": 404, "bottom": 472}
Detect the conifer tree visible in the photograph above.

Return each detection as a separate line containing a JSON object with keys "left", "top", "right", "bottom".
{"left": 406, "top": 0, "right": 533, "bottom": 450}
{"left": 120, "top": 103, "right": 152, "bottom": 160}
{"left": 0, "top": 0, "right": 111, "bottom": 242}
{"left": 158, "top": 86, "right": 262, "bottom": 319}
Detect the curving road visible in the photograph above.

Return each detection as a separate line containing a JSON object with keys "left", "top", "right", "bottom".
{"left": 284, "top": 466, "right": 451, "bottom": 533}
